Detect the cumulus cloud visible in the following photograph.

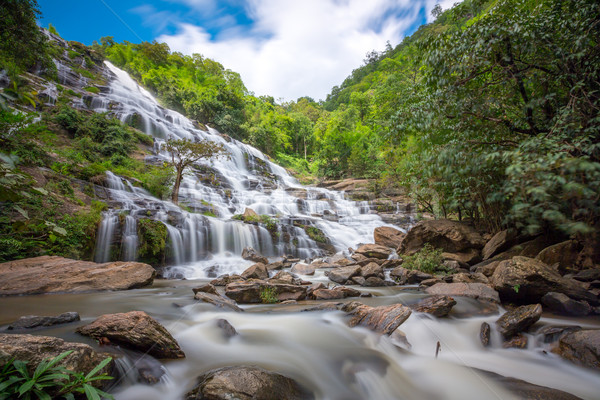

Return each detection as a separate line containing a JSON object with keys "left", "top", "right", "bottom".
{"left": 156, "top": 0, "right": 458, "bottom": 101}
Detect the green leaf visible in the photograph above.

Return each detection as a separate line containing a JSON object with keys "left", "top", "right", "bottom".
{"left": 83, "top": 384, "right": 101, "bottom": 400}
{"left": 32, "top": 187, "right": 48, "bottom": 195}
{"left": 18, "top": 380, "right": 35, "bottom": 395}
{"left": 84, "top": 357, "right": 112, "bottom": 380}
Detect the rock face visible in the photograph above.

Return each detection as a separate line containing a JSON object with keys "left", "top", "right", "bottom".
{"left": 6, "top": 312, "right": 80, "bottom": 330}
{"left": 0, "top": 333, "right": 113, "bottom": 378}
{"left": 425, "top": 282, "right": 500, "bottom": 303}
{"left": 554, "top": 330, "right": 600, "bottom": 370}
{"left": 342, "top": 302, "right": 412, "bottom": 335}
{"left": 495, "top": 304, "right": 542, "bottom": 338}
{"left": 410, "top": 295, "right": 456, "bottom": 317}
{"left": 185, "top": 366, "right": 313, "bottom": 400}
{"left": 241, "top": 263, "right": 269, "bottom": 280}
{"left": 374, "top": 226, "right": 405, "bottom": 249}
{"left": 354, "top": 244, "right": 393, "bottom": 259}
{"left": 76, "top": 311, "right": 185, "bottom": 359}
{"left": 399, "top": 219, "right": 485, "bottom": 255}
{"left": 491, "top": 257, "right": 595, "bottom": 304}
{"left": 482, "top": 230, "right": 516, "bottom": 260}
{"left": 542, "top": 292, "right": 592, "bottom": 316}
{"left": 0, "top": 256, "right": 155, "bottom": 296}
{"left": 241, "top": 247, "right": 268, "bottom": 264}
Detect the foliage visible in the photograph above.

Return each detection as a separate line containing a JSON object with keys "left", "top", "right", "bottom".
{"left": 136, "top": 218, "right": 167, "bottom": 265}
{"left": 0, "top": 350, "right": 113, "bottom": 400}
{"left": 401, "top": 244, "right": 447, "bottom": 274}
{"left": 259, "top": 286, "right": 279, "bottom": 304}
{"left": 305, "top": 226, "right": 327, "bottom": 243}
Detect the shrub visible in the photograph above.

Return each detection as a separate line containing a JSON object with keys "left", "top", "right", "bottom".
{"left": 137, "top": 218, "right": 167, "bottom": 265}
{"left": 401, "top": 244, "right": 447, "bottom": 274}
{"left": 259, "top": 286, "right": 278, "bottom": 304}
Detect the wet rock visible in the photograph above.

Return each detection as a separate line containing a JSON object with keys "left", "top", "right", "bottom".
{"left": 242, "top": 207, "right": 259, "bottom": 219}
{"left": 291, "top": 263, "right": 316, "bottom": 275}
{"left": 211, "top": 274, "right": 243, "bottom": 286}
{"left": 419, "top": 278, "right": 442, "bottom": 287}
{"left": 301, "top": 302, "right": 343, "bottom": 312}
{"left": 554, "top": 329, "right": 600, "bottom": 370}
{"left": 542, "top": 292, "right": 592, "bottom": 316}
{"left": 309, "top": 260, "right": 334, "bottom": 269}
{"left": 343, "top": 301, "right": 412, "bottom": 335}
{"left": 480, "top": 322, "right": 491, "bottom": 347}
{"left": 399, "top": 219, "right": 485, "bottom": 255}
{"left": 360, "top": 262, "right": 384, "bottom": 279}
{"left": 241, "top": 263, "right": 269, "bottom": 280}
{"left": 471, "top": 260, "right": 500, "bottom": 277}
{"left": 390, "top": 329, "right": 412, "bottom": 350}
{"left": 442, "top": 248, "right": 481, "bottom": 265}
{"left": 270, "top": 270, "right": 303, "bottom": 285}
{"left": 311, "top": 286, "right": 360, "bottom": 300}
{"left": 573, "top": 269, "right": 600, "bottom": 282}
{"left": 326, "top": 265, "right": 361, "bottom": 284}
{"left": 536, "top": 240, "right": 581, "bottom": 274}
{"left": 241, "top": 247, "right": 268, "bottom": 264}
{"left": 351, "top": 276, "right": 366, "bottom": 285}
{"left": 502, "top": 333, "right": 528, "bottom": 349}
{"left": 266, "top": 261, "right": 284, "bottom": 271}
{"left": 76, "top": 311, "right": 185, "bottom": 359}
{"left": 192, "top": 284, "right": 218, "bottom": 296}
{"left": 482, "top": 230, "right": 516, "bottom": 260}
{"left": 536, "top": 325, "right": 582, "bottom": 343}
{"left": 194, "top": 292, "right": 243, "bottom": 312}
{"left": 425, "top": 282, "right": 500, "bottom": 303}
{"left": 185, "top": 366, "right": 314, "bottom": 400}
{"left": 373, "top": 226, "right": 405, "bottom": 249}
{"left": 6, "top": 312, "right": 80, "bottom": 330}
{"left": 491, "top": 256, "right": 596, "bottom": 305}
{"left": 496, "top": 304, "right": 542, "bottom": 338}
{"left": 0, "top": 256, "right": 155, "bottom": 296}
{"left": 354, "top": 244, "right": 393, "bottom": 259}
{"left": 390, "top": 266, "right": 409, "bottom": 284}
{"left": 480, "top": 369, "right": 583, "bottom": 400}
{"left": 452, "top": 272, "right": 489, "bottom": 284}
{"left": 225, "top": 280, "right": 307, "bottom": 303}
{"left": 406, "top": 270, "right": 434, "bottom": 284}
{"left": 216, "top": 319, "right": 238, "bottom": 338}
{"left": 362, "top": 277, "right": 387, "bottom": 287}
{"left": 381, "top": 259, "right": 403, "bottom": 269}
{"left": 410, "top": 295, "right": 456, "bottom": 317}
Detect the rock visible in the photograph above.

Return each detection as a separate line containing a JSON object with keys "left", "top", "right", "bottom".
{"left": 503, "top": 333, "right": 528, "bottom": 349}
{"left": 482, "top": 230, "right": 516, "bottom": 260}
{"left": 554, "top": 330, "right": 600, "bottom": 370}
{"left": 270, "top": 271, "right": 303, "bottom": 285}
{"left": 311, "top": 286, "right": 361, "bottom": 300}
{"left": 536, "top": 240, "right": 581, "bottom": 274}
{"left": 352, "top": 276, "right": 366, "bottom": 285}
{"left": 480, "top": 370, "right": 583, "bottom": 400}
{"left": 442, "top": 248, "right": 481, "bottom": 265}
{"left": 242, "top": 207, "right": 259, "bottom": 219}
{"left": 309, "top": 260, "right": 334, "bottom": 269}
{"left": 390, "top": 266, "right": 409, "bottom": 284}
{"left": 301, "top": 302, "right": 343, "bottom": 312}
{"left": 495, "top": 304, "right": 542, "bottom": 338}
{"left": 241, "top": 263, "right": 269, "bottom": 280}
{"left": 354, "top": 244, "right": 393, "bottom": 259}
{"left": 542, "top": 292, "right": 592, "bottom": 316}
{"left": 452, "top": 272, "right": 489, "bottom": 284}
{"left": 6, "top": 312, "right": 80, "bottom": 330}
{"left": 291, "top": 263, "right": 316, "bottom": 275}
{"left": 192, "top": 284, "right": 218, "bottom": 296}
{"left": 343, "top": 302, "right": 412, "bottom": 335}
{"left": 216, "top": 319, "right": 238, "bottom": 338}
{"left": 410, "top": 295, "right": 456, "bottom": 317}
{"left": 76, "top": 311, "right": 185, "bottom": 359}
{"left": 573, "top": 269, "right": 600, "bottom": 282}
{"left": 362, "top": 277, "right": 386, "bottom": 287}
{"left": 326, "top": 265, "right": 361, "bottom": 284}
{"left": 225, "top": 280, "right": 307, "bottom": 303}
{"left": 0, "top": 334, "right": 113, "bottom": 382}
{"left": 360, "top": 262, "right": 384, "bottom": 279}
{"left": 381, "top": 259, "right": 403, "bottom": 269}
{"left": 406, "top": 270, "right": 434, "bottom": 284}
{"left": 0, "top": 256, "right": 155, "bottom": 296}
{"left": 442, "top": 259, "right": 462, "bottom": 272}
{"left": 374, "top": 226, "right": 405, "bottom": 249}
{"left": 491, "top": 256, "right": 596, "bottom": 305}
{"left": 266, "top": 261, "right": 284, "bottom": 271}
{"left": 194, "top": 292, "right": 243, "bottom": 312}
{"left": 185, "top": 366, "right": 313, "bottom": 400}
{"left": 536, "top": 325, "right": 582, "bottom": 343}
{"left": 425, "top": 283, "right": 500, "bottom": 303}
{"left": 211, "top": 274, "right": 243, "bottom": 286}
{"left": 480, "top": 322, "right": 491, "bottom": 347}
{"left": 471, "top": 260, "right": 501, "bottom": 277}
{"left": 241, "top": 247, "right": 268, "bottom": 264}
{"left": 399, "top": 219, "right": 485, "bottom": 255}
{"left": 419, "top": 278, "right": 442, "bottom": 287}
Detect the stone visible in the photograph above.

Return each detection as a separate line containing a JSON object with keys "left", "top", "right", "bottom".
{"left": 399, "top": 219, "right": 485, "bottom": 255}
{"left": 185, "top": 366, "right": 313, "bottom": 400}
{"left": 390, "top": 266, "right": 409, "bottom": 284}
{"left": 301, "top": 302, "right": 343, "bottom": 312}
{"left": 362, "top": 277, "right": 386, "bottom": 287}
{"left": 482, "top": 230, "right": 516, "bottom": 260}
{"left": 241, "top": 263, "right": 269, "bottom": 280}
{"left": 503, "top": 333, "right": 528, "bottom": 349}
{"left": 442, "top": 259, "right": 462, "bottom": 272}
{"left": 410, "top": 295, "right": 456, "bottom": 317}
{"left": 225, "top": 280, "right": 307, "bottom": 303}
{"left": 406, "top": 270, "right": 434, "bottom": 284}
{"left": 0, "top": 256, "right": 155, "bottom": 296}
{"left": 211, "top": 274, "right": 243, "bottom": 286}
{"left": 352, "top": 276, "right": 366, "bottom": 285}
{"left": 76, "top": 311, "right": 185, "bottom": 359}
{"left": 6, "top": 312, "right": 80, "bottom": 330}
{"left": 242, "top": 207, "right": 259, "bottom": 219}
{"left": 573, "top": 269, "right": 600, "bottom": 282}
{"left": 241, "top": 247, "right": 268, "bottom": 264}
{"left": 373, "top": 226, "right": 406, "bottom": 249}
{"left": 491, "top": 256, "right": 596, "bottom": 305}
{"left": 442, "top": 248, "right": 481, "bottom": 265}
{"left": 360, "top": 262, "right": 384, "bottom": 278}
{"left": 480, "top": 322, "right": 491, "bottom": 347}
{"left": 425, "top": 282, "right": 500, "bottom": 303}
{"left": 381, "top": 259, "right": 403, "bottom": 269}
{"left": 266, "top": 261, "right": 284, "bottom": 271}
{"left": 452, "top": 272, "right": 489, "bottom": 284}
{"left": 542, "top": 292, "right": 592, "bottom": 316}
{"left": 194, "top": 292, "right": 243, "bottom": 312}
{"left": 354, "top": 244, "right": 393, "bottom": 259}
{"left": 479, "top": 370, "right": 583, "bottom": 400}
{"left": 192, "top": 284, "right": 218, "bottom": 296}
{"left": 536, "top": 325, "right": 582, "bottom": 343}
{"left": 216, "top": 319, "right": 238, "bottom": 338}
{"left": 419, "top": 278, "right": 443, "bottom": 287}
{"left": 495, "top": 304, "right": 542, "bottom": 338}
{"left": 536, "top": 240, "right": 581, "bottom": 274}
{"left": 471, "top": 260, "right": 501, "bottom": 277}
{"left": 343, "top": 302, "right": 412, "bottom": 335}
{"left": 326, "top": 265, "right": 361, "bottom": 284}
{"left": 554, "top": 330, "right": 600, "bottom": 370}
{"left": 270, "top": 271, "right": 303, "bottom": 285}
{"left": 291, "top": 263, "right": 316, "bottom": 275}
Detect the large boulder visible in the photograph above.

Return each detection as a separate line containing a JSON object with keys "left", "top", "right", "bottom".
{"left": 482, "top": 230, "right": 516, "bottom": 260}
{"left": 326, "top": 265, "right": 361, "bottom": 284}
{"left": 495, "top": 304, "right": 542, "bottom": 338}
{"left": 241, "top": 247, "right": 268, "bottom": 264}
{"left": 76, "top": 311, "right": 185, "bottom": 359}
{"left": 290, "top": 263, "right": 316, "bottom": 275}
{"left": 0, "top": 256, "right": 155, "bottom": 296}
{"left": 311, "top": 286, "right": 361, "bottom": 300}
{"left": 425, "top": 282, "right": 500, "bottom": 303}
{"left": 354, "top": 244, "right": 393, "bottom": 259}
{"left": 442, "top": 248, "right": 481, "bottom": 265}
{"left": 225, "top": 280, "right": 306, "bottom": 303}
{"left": 374, "top": 226, "right": 405, "bottom": 249}
{"left": 480, "top": 370, "right": 583, "bottom": 400}
{"left": 554, "top": 330, "right": 600, "bottom": 370}
{"left": 536, "top": 240, "right": 580, "bottom": 274}
{"left": 542, "top": 292, "right": 592, "bottom": 316}
{"left": 185, "top": 366, "right": 313, "bottom": 400}
{"left": 399, "top": 219, "right": 485, "bottom": 255}
{"left": 342, "top": 302, "right": 412, "bottom": 335}
{"left": 359, "top": 262, "right": 384, "bottom": 279}
{"left": 194, "top": 292, "right": 243, "bottom": 312}
{"left": 241, "top": 263, "right": 269, "bottom": 280}
{"left": 410, "top": 295, "right": 456, "bottom": 317}
{"left": 6, "top": 312, "right": 80, "bottom": 330}
{"left": 491, "top": 257, "right": 596, "bottom": 304}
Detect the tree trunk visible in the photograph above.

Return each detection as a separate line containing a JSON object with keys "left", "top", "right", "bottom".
{"left": 172, "top": 168, "right": 183, "bottom": 204}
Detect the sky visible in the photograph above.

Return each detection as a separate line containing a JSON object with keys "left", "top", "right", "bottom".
{"left": 38, "top": 0, "right": 458, "bottom": 101}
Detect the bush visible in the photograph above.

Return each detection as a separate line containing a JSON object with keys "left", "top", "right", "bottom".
{"left": 259, "top": 286, "right": 278, "bottom": 304}
{"left": 137, "top": 218, "right": 167, "bottom": 265}
{"left": 401, "top": 244, "right": 447, "bottom": 274}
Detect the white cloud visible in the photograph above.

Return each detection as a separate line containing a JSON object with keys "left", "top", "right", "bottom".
{"left": 157, "top": 0, "right": 457, "bottom": 101}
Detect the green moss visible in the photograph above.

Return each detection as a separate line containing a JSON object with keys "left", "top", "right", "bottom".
{"left": 305, "top": 226, "right": 327, "bottom": 243}
{"left": 84, "top": 86, "right": 99, "bottom": 94}
{"left": 136, "top": 218, "right": 167, "bottom": 266}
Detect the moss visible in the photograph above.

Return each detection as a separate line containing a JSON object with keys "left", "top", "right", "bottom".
{"left": 84, "top": 86, "right": 99, "bottom": 94}
{"left": 137, "top": 218, "right": 167, "bottom": 266}
{"left": 305, "top": 226, "right": 327, "bottom": 243}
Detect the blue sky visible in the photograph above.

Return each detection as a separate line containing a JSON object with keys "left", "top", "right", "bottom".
{"left": 38, "top": 0, "right": 457, "bottom": 101}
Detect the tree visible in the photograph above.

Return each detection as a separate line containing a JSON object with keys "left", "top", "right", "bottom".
{"left": 164, "top": 138, "right": 228, "bottom": 204}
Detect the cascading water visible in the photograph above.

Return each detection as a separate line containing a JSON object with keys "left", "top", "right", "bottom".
{"left": 87, "top": 61, "right": 403, "bottom": 277}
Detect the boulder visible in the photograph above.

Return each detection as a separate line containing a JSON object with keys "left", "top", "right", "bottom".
{"left": 399, "top": 219, "right": 485, "bottom": 255}
{"left": 241, "top": 247, "right": 268, "bottom": 264}
{"left": 406, "top": 270, "right": 434, "bottom": 284}
{"left": 573, "top": 269, "right": 600, "bottom": 282}
{"left": 194, "top": 292, "right": 243, "bottom": 312}
{"left": 472, "top": 260, "right": 501, "bottom": 277}
{"left": 301, "top": 302, "right": 343, "bottom": 312}
{"left": 536, "top": 325, "right": 582, "bottom": 344}
{"left": 480, "top": 370, "right": 583, "bottom": 400}
{"left": 480, "top": 322, "right": 491, "bottom": 347}
{"left": 452, "top": 272, "right": 489, "bottom": 284}
{"left": 342, "top": 301, "right": 412, "bottom": 335}
{"left": 536, "top": 240, "right": 580, "bottom": 274}
{"left": 311, "top": 286, "right": 360, "bottom": 300}
{"left": 225, "top": 281, "right": 306, "bottom": 303}
{"left": 216, "top": 319, "right": 238, "bottom": 338}
{"left": 76, "top": 311, "right": 185, "bottom": 359}
{"left": 326, "top": 265, "right": 361, "bottom": 284}
{"left": 242, "top": 208, "right": 259, "bottom": 219}
{"left": 381, "top": 259, "right": 403, "bottom": 269}
{"left": 354, "top": 244, "right": 393, "bottom": 259}
{"left": 425, "top": 283, "right": 500, "bottom": 303}
{"left": 211, "top": 274, "right": 243, "bottom": 286}
{"left": 362, "top": 276, "right": 387, "bottom": 287}
{"left": 442, "top": 248, "right": 481, "bottom": 265}
{"left": 0, "top": 256, "right": 155, "bottom": 296}
{"left": 482, "top": 230, "right": 516, "bottom": 260}
{"left": 241, "top": 263, "right": 269, "bottom": 280}
{"left": 270, "top": 271, "right": 303, "bottom": 285}
{"left": 410, "top": 295, "right": 456, "bottom": 317}
{"left": 266, "top": 261, "right": 284, "bottom": 271}
{"left": 542, "top": 292, "right": 592, "bottom": 316}
{"left": 290, "top": 263, "right": 316, "bottom": 275}
{"left": 390, "top": 266, "right": 409, "bottom": 284}
{"left": 185, "top": 366, "right": 313, "bottom": 400}
{"left": 192, "top": 284, "right": 218, "bottom": 296}
{"left": 359, "top": 262, "right": 384, "bottom": 279}
{"left": 374, "top": 226, "right": 405, "bottom": 249}
{"left": 495, "top": 304, "right": 542, "bottom": 338}
{"left": 503, "top": 333, "right": 528, "bottom": 349}
{"left": 554, "top": 330, "right": 600, "bottom": 370}
{"left": 419, "top": 278, "right": 443, "bottom": 287}
{"left": 491, "top": 257, "right": 596, "bottom": 304}
{"left": 6, "top": 312, "right": 80, "bottom": 330}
